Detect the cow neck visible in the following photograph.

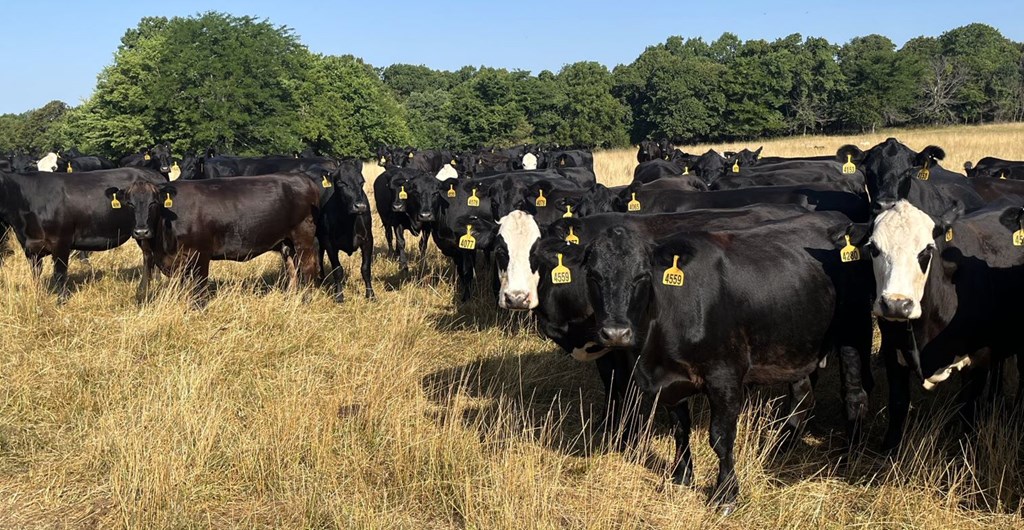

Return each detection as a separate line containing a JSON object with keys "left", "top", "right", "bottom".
{"left": 905, "top": 239, "right": 958, "bottom": 376}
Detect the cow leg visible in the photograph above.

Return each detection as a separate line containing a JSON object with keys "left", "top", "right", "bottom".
{"left": 456, "top": 252, "right": 475, "bottom": 302}
{"left": 595, "top": 352, "right": 640, "bottom": 450}
{"left": 882, "top": 347, "right": 911, "bottom": 454}
{"left": 395, "top": 227, "right": 408, "bottom": 272}
{"left": 670, "top": 400, "right": 694, "bottom": 486}
{"left": 957, "top": 365, "right": 989, "bottom": 434}
{"left": 384, "top": 224, "right": 394, "bottom": 256}
{"left": 190, "top": 257, "right": 212, "bottom": 307}
{"left": 839, "top": 345, "right": 870, "bottom": 447}
{"left": 777, "top": 376, "right": 814, "bottom": 452}
{"left": 52, "top": 248, "right": 72, "bottom": 302}
{"left": 326, "top": 249, "right": 346, "bottom": 303}
{"left": 361, "top": 237, "right": 375, "bottom": 300}
{"left": 418, "top": 227, "right": 431, "bottom": 260}
{"left": 136, "top": 248, "right": 155, "bottom": 302}
{"left": 706, "top": 378, "right": 742, "bottom": 511}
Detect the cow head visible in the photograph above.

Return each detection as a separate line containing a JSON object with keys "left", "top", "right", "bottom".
{"left": 405, "top": 174, "right": 441, "bottom": 225}
{"left": 491, "top": 211, "right": 542, "bottom": 310}
{"left": 691, "top": 149, "right": 726, "bottom": 184}
{"left": 177, "top": 154, "right": 204, "bottom": 180}
{"left": 637, "top": 140, "right": 660, "bottom": 163}
{"left": 104, "top": 180, "right": 175, "bottom": 240}
{"left": 865, "top": 199, "right": 961, "bottom": 320}
{"left": 531, "top": 236, "right": 594, "bottom": 348}
{"left": 328, "top": 161, "right": 368, "bottom": 214}
{"left": 151, "top": 142, "right": 173, "bottom": 174}
{"left": 586, "top": 225, "right": 653, "bottom": 348}
{"left": 837, "top": 139, "right": 946, "bottom": 201}
{"left": 488, "top": 177, "right": 534, "bottom": 219}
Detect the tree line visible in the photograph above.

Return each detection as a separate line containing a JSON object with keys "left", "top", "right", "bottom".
{"left": 1, "top": 12, "right": 1021, "bottom": 159}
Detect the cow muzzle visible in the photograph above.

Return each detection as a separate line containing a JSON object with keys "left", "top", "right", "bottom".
{"left": 501, "top": 290, "right": 533, "bottom": 311}
{"left": 351, "top": 202, "right": 369, "bottom": 214}
{"left": 132, "top": 228, "right": 153, "bottom": 240}
{"left": 417, "top": 211, "right": 434, "bottom": 222}
{"left": 391, "top": 202, "right": 406, "bottom": 212}
{"left": 875, "top": 295, "right": 916, "bottom": 321}
{"left": 598, "top": 326, "right": 634, "bottom": 348}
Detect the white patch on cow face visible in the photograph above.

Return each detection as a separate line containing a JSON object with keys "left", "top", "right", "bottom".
{"left": 870, "top": 200, "right": 937, "bottom": 320}
{"left": 37, "top": 152, "right": 58, "bottom": 172}
{"left": 921, "top": 354, "right": 972, "bottom": 390}
{"left": 434, "top": 164, "right": 458, "bottom": 181}
{"left": 571, "top": 341, "right": 610, "bottom": 362}
{"left": 522, "top": 152, "right": 538, "bottom": 170}
{"left": 496, "top": 210, "right": 541, "bottom": 310}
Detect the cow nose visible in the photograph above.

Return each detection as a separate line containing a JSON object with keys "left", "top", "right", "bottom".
{"left": 160, "top": 166, "right": 170, "bottom": 172}
{"left": 878, "top": 296, "right": 914, "bottom": 320}
{"left": 418, "top": 212, "right": 434, "bottom": 221}
{"left": 391, "top": 202, "right": 406, "bottom": 212}
{"left": 598, "top": 326, "right": 634, "bottom": 347}
{"left": 502, "top": 291, "right": 530, "bottom": 310}
{"left": 132, "top": 228, "right": 152, "bottom": 239}
{"left": 352, "top": 202, "right": 368, "bottom": 214}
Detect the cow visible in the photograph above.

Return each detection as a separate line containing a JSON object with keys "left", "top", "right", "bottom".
{"left": 314, "top": 161, "right": 375, "bottom": 302}
{"left": 670, "top": 149, "right": 728, "bottom": 185}
{"left": 432, "top": 177, "right": 499, "bottom": 301}
{"left": 373, "top": 167, "right": 433, "bottom": 271}
{"left": 105, "top": 174, "right": 321, "bottom": 304}
{"left": 120, "top": 143, "right": 174, "bottom": 176}
{"left": 0, "top": 168, "right": 167, "bottom": 300}
{"left": 964, "top": 157, "right": 1024, "bottom": 180}
{"left": 402, "top": 149, "right": 446, "bottom": 173}
{"left": 847, "top": 194, "right": 1024, "bottom": 451}
{"left": 484, "top": 171, "right": 584, "bottom": 220}
{"left": 576, "top": 211, "right": 873, "bottom": 510}
{"left": 637, "top": 140, "right": 667, "bottom": 163}
{"left": 541, "top": 149, "right": 594, "bottom": 172}
{"left": 711, "top": 164, "right": 865, "bottom": 195}
{"left": 7, "top": 153, "right": 36, "bottom": 174}
{"left": 198, "top": 155, "right": 338, "bottom": 179}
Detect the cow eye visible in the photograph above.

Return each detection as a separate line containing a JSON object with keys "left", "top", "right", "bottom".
{"left": 865, "top": 241, "right": 880, "bottom": 258}
{"left": 917, "top": 247, "right": 932, "bottom": 273}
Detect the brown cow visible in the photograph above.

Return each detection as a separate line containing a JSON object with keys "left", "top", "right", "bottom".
{"left": 105, "top": 174, "right": 321, "bottom": 303}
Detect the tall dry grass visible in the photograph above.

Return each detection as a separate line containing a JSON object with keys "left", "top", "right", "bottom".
{"left": 1, "top": 123, "right": 1023, "bottom": 528}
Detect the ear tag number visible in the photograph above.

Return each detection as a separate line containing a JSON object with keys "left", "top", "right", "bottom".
{"left": 535, "top": 189, "right": 546, "bottom": 207}
{"left": 565, "top": 226, "right": 579, "bottom": 245}
{"left": 918, "top": 160, "right": 930, "bottom": 181}
{"left": 627, "top": 192, "right": 641, "bottom": 212}
{"left": 110, "top": 193, "right": 121, "bottom": 209}
{"left": 840, "top": 234, "right": 860, "bottom": 263}
{"left": 1014, "top": 228, "right": 1024, "bottom": 246}
{"left": 562, "top": 204, "right": 573, "bottom": 218}
{"left": 945, "top": 228, "right": 953, "bottom": 242}
{"left": 398, "top": 186, "right": 407, "bottom": 200}
{"left": 842, "top": 154, "right": 856, "bottom": 174}
{"left": 551, "top": 254, "right": 572, "bottom": 284}
{"left": 662, "top": 255, "right": 685, "bottom": 286}
{"left": 447, "top": 184, "right": 456, "bottom": 198}
{"left": 467, "top": 189, "right": 480, "bottom": 207}
{"left": 163, "top": 193, "right": 173, "bottom": 208}
{"left": 458, "top": 225, "right": 476, "bottom": 250}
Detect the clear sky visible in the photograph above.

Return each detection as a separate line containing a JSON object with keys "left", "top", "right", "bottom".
{"left": 2, "top": 0, "right": 1022, "bottom": 114}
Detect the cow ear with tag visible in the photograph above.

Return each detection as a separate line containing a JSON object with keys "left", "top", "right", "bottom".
{"left": 456, "top": 215, "right": 497, "bottom": 251}
{"left": 996, "top": 206, "right": 1024, "bottom": 246}
{"left": 930, "top": 200, "right": 963, "bottom": 241}
{"left": 653, "top": 243, "right": 696, "bottom": 285}
{"left": 104, "top": 187, "right": 122, "bottom": 209}
{"left": 830, "top": 223, "right": 870, "bottom": 261}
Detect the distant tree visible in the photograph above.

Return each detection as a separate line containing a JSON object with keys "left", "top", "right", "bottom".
{"left": 381, "top": 64, "right": 457, "bottom": 101}
{"left": 837, "top": 35, "right": 922, "bottom": 131}
{"left": 447, "top": 68, "right": 531, "bottom": 148}
{"left": 552, "top": 62, "right": 629, "bottom": 147}
{"left": 938, "top": 23, "right": 1022, "bottom": 122}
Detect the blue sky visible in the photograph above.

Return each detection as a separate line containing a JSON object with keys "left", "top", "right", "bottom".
{"left": 3, "top": 0, "right": 1022, "bottom": 114}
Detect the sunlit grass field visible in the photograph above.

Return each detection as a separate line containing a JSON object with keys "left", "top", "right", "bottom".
{"left": 2, "top": 123, "right": 1024, "bottom": 528}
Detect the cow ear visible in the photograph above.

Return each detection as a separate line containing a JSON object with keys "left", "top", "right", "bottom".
{"left": 457, "top": 214, "right": 498, "bottom": 249}
{"left": 546, "top": 217, "right": 583, "bottom": 241}
{"left": 753, "top": 146, "right": 763, "bottom": 158}
{"left": 158, "top": 184, "right": 178, "bottom": 197}
{"left": 831, "top": 223, "right": 871, "bottom": 248}
{"left": 836, "top": 145, "right": 864, "bottom": 164}
{"left": 529, "top": 179, "right": 555, "bottom": 196}
{"left": 997, "top": 206, "right": 1024, "bottom": 234}
{"left": 916, "top": 146, "right": 946, "bottom": 167}
{"left": 104, "top": 187, "right": 121, "bottom": 199}
{"left": 896, "top": 170, "right": 914, "bottom": 201}
{"left": 652, "top": 239, "right": 697, "bottom": 270}
{"left": 931, "top": 200, "right": 963, "bottom": 239}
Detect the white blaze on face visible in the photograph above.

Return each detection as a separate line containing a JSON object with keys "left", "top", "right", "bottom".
{"left": 37, "top": 152, "right": 58, "bottom": 172}
{"left": 497, "top": 210, "right": 541, "bottom": 310}
{"left": 522, "top": 152, "right": 538, "bottom": 170}
{"left": 870, "top": 200, "right": 936, "bottom": 320}
{"left": 434, "top": 164, "right": 458, "bottom": 181}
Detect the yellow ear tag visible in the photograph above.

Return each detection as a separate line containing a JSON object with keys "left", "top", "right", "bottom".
{"left": 565, "top": 226, "right": 579, "bottom": 245}
{"left": 562, "top": 204, "right": 573, "bottom": 218}
{"left": 467, "top": 188, "right": 479, "bottom": 207}
{"left": 945, "top": 228, "right": 953, "bottom": 242}
{"left": 1014, "top": 227, "right": 1024, "bottom": 246}
{"left": 163, "top": 193, "right": 173, "bottom": 208}
{"left": 458, "top": 225, "right": 476, "bottom": 250}
{"left": 842, "top": 154, "right": 856, "bottom": 174}
{"left": 535, "top": 189, "right": 547, "bottom": 207}
{"left": 840, "top": 235, "right": 860, "bottom": 263}
{"left": 66, "top": 163, "right": 73, "bottom": 173}
{"left": 398, "top": 186, "right": 408, "bottom": 200}
{"left": 1000, "top": 172, "right": 1007, "bottom": 180}
{"left": 662, "top": 255, "right": 685, "bottom": 287}
{"left": 447, "top": 184, "right": 456, "bottom": 198}
{"left": 144, "top": 153, "right": 151, "bottom": 161}
{"left": 379, "top": 156, "right": 386, "bottom": 165}
{"left": 551, "top": 253, "right": 572, "bottom": 284}
{"left": 321, "top": 174, "right": 332, "bottom": 188}
{"left": 407, "top": 152, "right": 414, "bottom": 159}
{"left": 169, "top": 161, "right": 181, "bottom": 180}
{"left": 450, "top": 159, "right": 457, "bottom": 166}
{"left": 918, "top": 161, "right": 930, "bottom": 181}
{"left": 110, "top": 193, "right": 121, "bottom": 209}
{"left": 732, "top": 160, "right": 740, "bottom": 173}
{"left": 627, "top": 192, "right": 641, "bottom": 212}
{"left": 683, "top": 166, "right": 689, "bottom": 175}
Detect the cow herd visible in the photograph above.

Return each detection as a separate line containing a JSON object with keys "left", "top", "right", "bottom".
{"left": 3, "top": 138, "right": 1024, "bottom": 512}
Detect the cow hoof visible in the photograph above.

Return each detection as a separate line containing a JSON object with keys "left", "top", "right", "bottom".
{"left": 333, "top": 293, "right": 346, "bottom": 304}
{"left": 717, "top": 501, "right": 737, "bottom": 517}
{"left": 365, "top": 290, "right": 376, "bottom": 300}
{"left": 671, "top": 467, "right": 694, "bottom": 487}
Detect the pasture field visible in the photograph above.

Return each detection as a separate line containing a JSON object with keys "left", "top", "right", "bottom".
{"left": 2, "top": 123, "right": 1024, "bottom": 528}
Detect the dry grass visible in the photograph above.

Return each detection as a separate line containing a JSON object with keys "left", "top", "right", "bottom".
{"left": 2, "top": 123, "right": 1024, "bottom": 528}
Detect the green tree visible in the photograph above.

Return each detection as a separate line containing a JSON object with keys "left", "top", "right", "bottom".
{"left": 938, "top": 23, "right": 1022, "bottom": 122}
{"left": 837, "top": 35, "right": 922, "bottom": 131}
{"left": 552, "top": 62, "right": 629, "bottom": 147}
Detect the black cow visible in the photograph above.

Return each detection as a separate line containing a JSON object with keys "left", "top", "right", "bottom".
{"left": 315, "top": 161, "right": 375, "bottom": 302}
{"left": 540, "top": 149, "right": 594, "bottom": 172}
{"left": 964, "top": 157, "right": 1024, "bottom": 180}
{"left": 62, "top": 155, "right": 117, "bottom": 173}
{"left": 525, "top": 182, "right": 621, "bottom": 229}
{"left": 711, "top": 164, "right": 864, "bottom": 195}
{"left": 198, "top": 155, "right": 338, "bottom": 179}
{"left": 670, "top": 149, "right": 729, "bottom": 185}
{"left": 120, "top": 143, "right": 173, "bottom": 175}
{"left": 484, "top": 171, "right": 584, "bottom": 220}
{"left": 633, "top": 159, "right": 709, "bottom": 189}
{"left": 0, "top": 168, "right": 167, "bottom": 300}
{"left": 576, "top": 212, "right": 872, "bottom": 509}
{"left": 106, "top": 174, "right": 322, "bottom": 303}
{"left": 374, "top": 168, "right": 433, "bottom": 271}
{"left": 637, "top": 140, "right": 669, "bottom": 163}
{"left": 432, "top": 177, "right": 499, "bottom": 301}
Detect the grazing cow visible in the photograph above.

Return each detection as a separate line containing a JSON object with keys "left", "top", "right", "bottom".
{"left": 577, "top": 212, "right": 872, "bottom": 509}
{"left": 106, "top": 174, "right": 321, "bottom": 303}
{"left": 315, "top": 161, "right": 375, "bottom": 302}
{"left": 964, "top": 157, "right": 1024, "bottom": 180}
{"left": 373, "top": 168, "right": 433, "bottom": 271}
{"left": 848, "top": 196, "right": 1024, "bottom": 451}
{"left": 0, "top": 168, "right": 167, "bottom": 299}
